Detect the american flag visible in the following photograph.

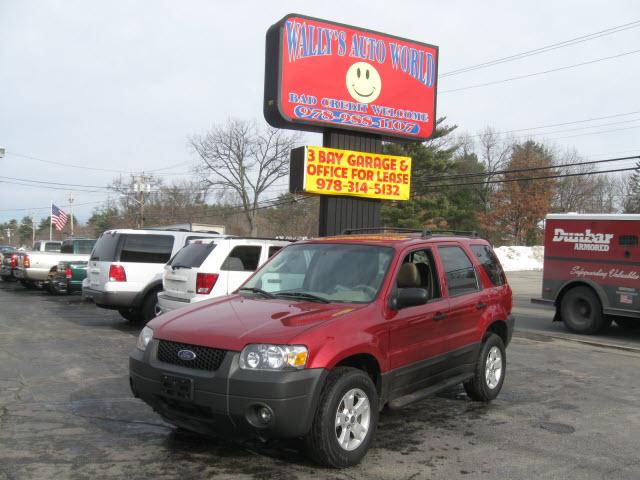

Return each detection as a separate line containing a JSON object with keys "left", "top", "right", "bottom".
{"left": 51, "top": 204, "right": 68, "bottom": 231}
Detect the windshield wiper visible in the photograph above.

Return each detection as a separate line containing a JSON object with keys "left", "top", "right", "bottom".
{"left": 238, "top": 287, "right": 276, "bottom": 298}
{"left": 171, "top": 264, "right": 192, "bottom": 270}
{"left": 274, "top": 291, "right": 330, "bottom": 303}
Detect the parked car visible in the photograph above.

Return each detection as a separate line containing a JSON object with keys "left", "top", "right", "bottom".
{"left": 83, "top": 228, "right": 227, "bottom": 322}
{"left": 50, "top": 260, "right": 88, "bottom": 295}
{"left": 14, "top": 238, "right": 95, "bottom": 289}
{"left": 0, "top": 246, "right": 17, "bottom": 281}
{"left": 130, "top": 230, "right": 514, "bottom": 467}
{"left": 157, "top": 237, "right": 290, "bottom": 314}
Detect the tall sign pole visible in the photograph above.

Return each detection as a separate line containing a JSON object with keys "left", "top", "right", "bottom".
{"left": 264, "top": 14, "right": 438, "bottom": 235}
{"left": 49, "top": 201, "right": 53, "bottom": 241}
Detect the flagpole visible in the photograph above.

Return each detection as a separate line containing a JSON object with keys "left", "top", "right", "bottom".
{"left": 50, "top": 201, "right": 53, "bottom": 241}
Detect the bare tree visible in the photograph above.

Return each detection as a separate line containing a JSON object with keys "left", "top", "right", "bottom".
{"left": 476, "top": 127, "right": 512, "bottom": 213}
{"left": 190, "top": 119, "right": 300, "bottom": 235}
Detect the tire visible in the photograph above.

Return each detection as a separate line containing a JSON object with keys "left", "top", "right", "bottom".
{"left": 140, "top": 288, "right": 161, "bottom": 323}
{"left": 560, "top": 286, "right": 609, "bottom": 334}
{"left": 305, "top": 367, "right": 378, "bottom": 468}
{"left": 118, "top": 308, "right": 143, "bottom": 322}
{"left": 615, "top": 318, "right": 638, "bottom": 330}
{"left": 464, "top": 333, "right": 506, "bottom": 402}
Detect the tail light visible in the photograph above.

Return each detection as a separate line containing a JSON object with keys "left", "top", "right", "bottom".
{"left": 10, "top": 254, "right": 17, "bottom": 268}
{"left": 23, "top": 255, "right": 30, "bottom": 268}
{"left": 109, "top": 264, "right": 127, "bottom": 282}
{"left": 196, "top": 273, "right": 218, "bottom": 294}
{"left": 65, "top": 266, "right": 73, "bottom": 279}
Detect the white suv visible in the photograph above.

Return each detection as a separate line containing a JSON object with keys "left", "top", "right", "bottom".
{"left": 157, "top": 237, "right": 291, "bottom": 314}
{"left": 83, "top": 228, "right": 225, "bottom": 322}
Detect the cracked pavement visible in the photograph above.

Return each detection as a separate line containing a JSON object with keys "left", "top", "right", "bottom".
{"left": 1, "top": 275, "right": 639, "bottom": 479}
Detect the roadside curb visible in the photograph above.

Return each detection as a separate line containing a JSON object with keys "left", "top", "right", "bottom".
{"left": 515, "top": 328, "right": 640, "bottom": 354}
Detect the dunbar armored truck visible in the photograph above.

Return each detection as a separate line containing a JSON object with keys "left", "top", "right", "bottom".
{"left": 537, "top": 213, "right": 640, "bottom": 333}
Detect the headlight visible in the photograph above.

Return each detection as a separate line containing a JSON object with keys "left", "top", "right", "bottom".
{"left": 136, "top": 326, "right": 154, "bottom": 351}
{"left": 239, "top": 344, "right": 308, "bottom": 371}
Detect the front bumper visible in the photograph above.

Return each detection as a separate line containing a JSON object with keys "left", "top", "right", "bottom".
{"left": 83, "top": 286, "right": 137, "bottom": 309}
{"left": 130, "top": 341, "right": 327, "bottom": 439}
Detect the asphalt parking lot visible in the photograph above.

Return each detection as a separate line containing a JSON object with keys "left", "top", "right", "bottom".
{"left": 1, "top": 273, "right": 639, "bottom": 480}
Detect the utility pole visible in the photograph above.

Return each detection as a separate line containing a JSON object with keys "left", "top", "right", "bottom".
{"left": 31, "top": 213, "right": 36, "bottom": 247}
{"left": 133, "top": 174, "right": 152, "bottom": 229}
{"left": 5, "top": 228, "right": 12, "bottom": 246}
{"left": 68, "top": 193, "right": 75, "bottom": 236}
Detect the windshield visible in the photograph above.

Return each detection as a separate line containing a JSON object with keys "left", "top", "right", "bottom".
{"left": 242, "top": 243, "right": 394, "bottom": 303}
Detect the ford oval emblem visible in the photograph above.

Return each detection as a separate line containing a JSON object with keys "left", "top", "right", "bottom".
{"left": 177, "top": 349, "right": 197, "bottom": 361}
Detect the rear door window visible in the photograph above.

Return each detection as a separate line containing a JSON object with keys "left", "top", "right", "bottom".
{"left": 45, "top": 242, "right": 61, "bottom": 252}
{"left": 33, "top": 242, "right": 41, "bottom": 251}
{"left": 90, "top": 232, "right": 120, "bottom": 261}
{"left": 60, "top": 242, "right": 74, "bottom": 254}
{"left": 76, "top": 240, "right": 96, "bottom": 254}
{"left": 221, "top": 246, "right": 262, "bottom": 271}
{"left": 437, "top": 245, "right": 480, "bottom": 296}
{"left": 169, "top": 243, "right": 216, "bottom": 269}
{"left": 471, "top": 244, "right": 506, "bottom": 286}
{"left": 119, "top": 235, "right": 174, "bottom": 264}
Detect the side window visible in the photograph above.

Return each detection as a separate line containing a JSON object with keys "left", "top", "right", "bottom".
{"left": 119, "top": 235, "right": 174, "bottom": 263}
{"left": 437, "top": 246, "right": 479, "bottom": 296}
{"left": 221, "top": 246, "right": 262, "bottom": 271}
{"left": 396, "top": 248, "right": 441, "bottom": 300}
{"left": 33, "top": 242, "right": 41, "bottom": 251}
{"left": 268, "top": 246, "right": 283, "bottom": 257}
{"left": 45, "top": 242, "right": 61, "bottom": 252}
{"left": 471, "top": 244, "right": 505, "bottom": 287}
{"left": 619, "top": 235, "right": 638, "bottom": 247}
{"left": 60, "top": 242, "right": 73, "bottom": 254}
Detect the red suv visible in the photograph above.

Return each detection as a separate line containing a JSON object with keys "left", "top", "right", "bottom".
{"left": 129, "top": 230, "right": 513, "bottom": 467}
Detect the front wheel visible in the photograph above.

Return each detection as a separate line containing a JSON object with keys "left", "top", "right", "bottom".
{"left": 560, "top": 286, "right": 609, "bottom": 334}
{"left": 305, "top": 367, "right": 378, "bottom": 468}
{"left": 464, "top": 333, "right": 506, "bottom": 402}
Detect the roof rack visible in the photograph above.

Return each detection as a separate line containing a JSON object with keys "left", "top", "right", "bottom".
{"left": 342, "top": 227, "right": 424, "bottom": 235}
{"left": 342, "top": 227, "right": 479, "bottom": 238}
{"left": 422, "top": 229, "right": 479, "bottom": 238}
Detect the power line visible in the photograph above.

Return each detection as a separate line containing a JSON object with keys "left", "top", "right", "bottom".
{"left": 464, "top": 111, "right": 640, "bottom": 138}
{"left": 441, "top": 20, "right": 640, "bottom": 77}
{"left": 4, "top": 151, "right": 193, "bottom": 175}
{"left": 417, "top": 165, "right": 638, "bottom": 190}
{"left": 418, "top": 155, "right": 639, "bottom": 183}
{"left": 440, "top": 48, "right": 640, "bottom": 93}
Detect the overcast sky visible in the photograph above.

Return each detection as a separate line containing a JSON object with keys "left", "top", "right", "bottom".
{"left": 1, "top": 0, "right": 639, "bottom": 224}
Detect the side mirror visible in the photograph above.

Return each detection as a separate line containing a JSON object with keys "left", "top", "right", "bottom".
{"left": 392, "top": 288, "right": 428, "bottom": 309}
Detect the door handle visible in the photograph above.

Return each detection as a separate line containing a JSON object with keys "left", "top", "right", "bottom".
{"left": 433, "top": 312, "right": 446, "bottom": 321}
{"left": 476, "top": 302, "right": 487, "bottom": 310}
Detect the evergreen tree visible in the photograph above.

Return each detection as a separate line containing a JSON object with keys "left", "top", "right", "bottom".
{"left": 381, "top": 118, "right": 485, "bottom": 231}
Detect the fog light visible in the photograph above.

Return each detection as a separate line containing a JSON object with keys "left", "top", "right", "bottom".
{"left": 258, "top": 407, "right": 272, "bottom": 424}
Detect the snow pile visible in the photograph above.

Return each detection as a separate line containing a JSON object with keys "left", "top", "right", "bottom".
{"left": 494, "top": 246, "right": 544, "bottom": 272}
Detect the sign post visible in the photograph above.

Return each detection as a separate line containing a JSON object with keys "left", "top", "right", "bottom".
{"left": 264, "top": 14, "right": 438, "bottom": 235}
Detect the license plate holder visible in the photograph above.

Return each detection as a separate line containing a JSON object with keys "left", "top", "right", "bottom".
{"left": 161, "top": 374, "right": 194, "bottom": 400}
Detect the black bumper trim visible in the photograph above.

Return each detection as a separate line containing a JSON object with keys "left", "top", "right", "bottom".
{"left": 130, "top": 345, "right": 327, "bottom": 439}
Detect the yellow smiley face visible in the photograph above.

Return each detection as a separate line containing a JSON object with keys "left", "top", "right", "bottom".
{"left": 345, "top": 62, "right": 382, "bottom": 104}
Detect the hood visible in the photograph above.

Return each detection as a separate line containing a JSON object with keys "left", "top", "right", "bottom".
{"left": 149, "top": 294, "right": 363, "bottom": 351}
